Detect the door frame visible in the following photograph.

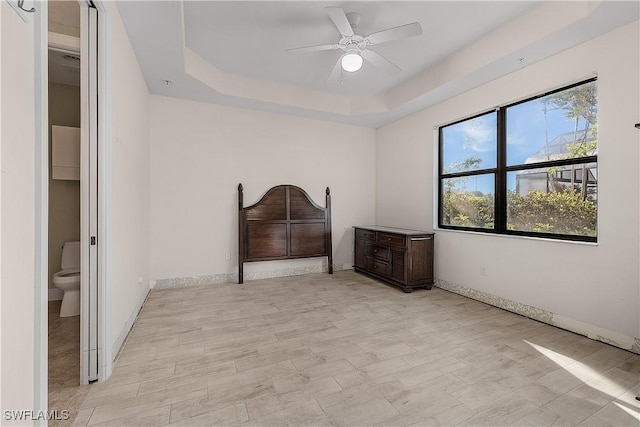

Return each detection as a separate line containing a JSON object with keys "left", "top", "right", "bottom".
{"left": 79, "top": 0, "right": 98, "bottom": 385}
{"left": 95, "top": 0, "right": 111, "bottom": 381}
{"left": 34, "top": 0, "right": 49, "bottom": 416}
{"left": 78, "top": 0, "right": 111, "bottom": 385}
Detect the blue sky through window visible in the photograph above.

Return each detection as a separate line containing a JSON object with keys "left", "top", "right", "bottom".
{"left": 442, "top": 111, "right": 497, "bottom": 175}
{"left": 441, "top": 84, "right": 596, "bottom": 194}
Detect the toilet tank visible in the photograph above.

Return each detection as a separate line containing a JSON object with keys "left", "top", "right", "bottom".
{"left": 61, "top": 241, "right": 81, "bottom": 270}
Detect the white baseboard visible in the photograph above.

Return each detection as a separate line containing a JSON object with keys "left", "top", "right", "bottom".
{"left": 435, "top": 278, "right": 640, "bottom": 355}
{"left": 111, "top": 287, "right": 150, "bottom": 362}
{"left": 154, "top": 263, "right": 353, "bottom": 290}
{"left": 48, "top": 288, "right": 63, "bottom": 301}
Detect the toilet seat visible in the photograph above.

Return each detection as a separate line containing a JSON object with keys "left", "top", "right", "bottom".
{"left": 53, "top": 269, "right": 80, "bottom": 284}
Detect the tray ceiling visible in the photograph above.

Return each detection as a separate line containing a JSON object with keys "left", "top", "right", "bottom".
{"left": 117, "top": 1, "right": 639, "bottom": 128}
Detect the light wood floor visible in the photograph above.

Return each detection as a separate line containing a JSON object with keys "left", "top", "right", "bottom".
{"left": 48, "top": 300, "right": 91, "bottom": 426}
{"left": 54, "top": 271, "right": 640, "bottom": 426}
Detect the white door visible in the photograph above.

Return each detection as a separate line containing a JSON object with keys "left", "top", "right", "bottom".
{"left": 80, "top": 2, "right": 99, "bottom": 384}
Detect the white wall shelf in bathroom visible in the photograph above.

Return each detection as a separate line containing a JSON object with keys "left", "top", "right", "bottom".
{"left": 51, "top": 125, "right": 80, "bottom": 180}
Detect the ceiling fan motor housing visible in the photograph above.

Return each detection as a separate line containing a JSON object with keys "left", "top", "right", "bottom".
{"left": 339, "top": 35, "right": 367, "bottom": 52}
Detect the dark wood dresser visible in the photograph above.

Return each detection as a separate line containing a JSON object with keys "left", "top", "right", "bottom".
{"left": 353, "top": 226, "right": 434, "bottom": 293}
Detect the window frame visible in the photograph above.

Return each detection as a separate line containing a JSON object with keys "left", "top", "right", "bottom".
{"left": 437, "top": 78, "right": 598, "bottom": 243}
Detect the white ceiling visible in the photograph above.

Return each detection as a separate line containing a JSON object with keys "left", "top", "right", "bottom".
{"left": 117, "top": 1, "right": 638, "bottom": 128}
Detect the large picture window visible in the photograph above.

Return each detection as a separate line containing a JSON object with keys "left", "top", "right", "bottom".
{"left": 438, "top": 78, "right": 597, "bottom": 242}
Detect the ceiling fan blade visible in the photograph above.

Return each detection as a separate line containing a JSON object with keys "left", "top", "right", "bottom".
{"left": 286, "top": 44, "right": 339, "bottom": 53}
{"left": 326, "top": 7, "right": 354, "bottom": 37}
{"left": 327, "top": 56, "right": 343, "bottom": 83}
{"left": 361, "top": 49, "right": 401, "bottom": 75}
{"left": 366, "top": 22, "right": 422, "bottom": 45}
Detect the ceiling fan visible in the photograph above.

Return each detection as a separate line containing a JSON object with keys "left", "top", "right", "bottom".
{"left": 287, "top": 7, "right": 423, "bottom": 82}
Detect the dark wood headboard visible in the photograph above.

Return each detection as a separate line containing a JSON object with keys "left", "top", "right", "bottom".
{"left": 238, "top": 184, "right": 333, "bottom": 284}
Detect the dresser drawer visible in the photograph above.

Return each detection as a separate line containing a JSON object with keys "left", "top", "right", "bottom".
{"left": 377, "top": 232, "right": 405, "bottom": 246}
{"left": 365, "top": 257, "right": 389, "bottom": 276}
{"left": 355, "top": 228, "right": 376, "bottom": 241}
{"left": 365, "top": 244, "right": 390, "bottom": 261}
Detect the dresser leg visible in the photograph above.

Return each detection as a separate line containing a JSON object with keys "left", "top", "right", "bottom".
{"left": 402, "top": 286, "right": 412, "bottom": 293}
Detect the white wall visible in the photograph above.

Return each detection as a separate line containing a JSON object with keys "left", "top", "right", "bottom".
{"left": 107, "top": 2, "right": 151, "bottom": 356}
{"left": 149, "top": 96, "right": 376, "bottom": 284}
{"left": 48, "top": 0, "right": 80, "bottom": 38}
{"left": 0, "top": 0, "right": 37, "bottom": 420}
{"left": 376, "top": 22, "right": 640, "bottom": 349}
{"left": 1, "top": 2, "right": 3, "bottom": 412}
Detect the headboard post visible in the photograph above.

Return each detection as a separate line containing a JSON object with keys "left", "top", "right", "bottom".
{"left": 238, "top": 183, "right": 244, "bottom": 284}
{"left": 326, "top": 187, "right": 333, "bottom": 274}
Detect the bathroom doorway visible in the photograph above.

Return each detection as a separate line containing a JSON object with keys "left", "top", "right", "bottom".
{"left": 47, "top": 0, "right": 106, "bottom": 408}
{"left": 47, "top": 0, "right": 83, "bottom": 406}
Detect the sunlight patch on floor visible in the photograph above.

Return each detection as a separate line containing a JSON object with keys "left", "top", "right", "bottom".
{"left": 614, "top": 401, "right": 640, "bottom": 420}
{"left": 524, "top": 340, "right": 626, "bottom": 399}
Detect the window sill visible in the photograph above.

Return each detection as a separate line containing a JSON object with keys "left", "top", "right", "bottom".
{"left": 433, "top": 227, "right": 598, "bottom": 246}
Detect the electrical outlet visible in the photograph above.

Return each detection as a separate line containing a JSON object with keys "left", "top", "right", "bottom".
{"left": 225, "top": 252, "right": 231, "bottom": 261}
{"left": 481, "top": 266, "right": 487, "bottom": 276}
{"left": 138, "top": 276, "right": 143, "bottom": 284}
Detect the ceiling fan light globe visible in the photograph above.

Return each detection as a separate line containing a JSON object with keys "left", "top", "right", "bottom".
{"left": 341, "top": 53, "right": 363, "bottom": 72}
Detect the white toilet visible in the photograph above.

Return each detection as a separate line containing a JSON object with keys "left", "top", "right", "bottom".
{"left": 53, "top": 241, "right": 81, "bottom": 317}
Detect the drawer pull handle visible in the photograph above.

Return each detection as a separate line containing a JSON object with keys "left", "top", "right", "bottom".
{"left": 411, "top": 237, "right": 432, "bottom": 241}
{"left": 388, "top": 238, "right": 391, "bottom": 241}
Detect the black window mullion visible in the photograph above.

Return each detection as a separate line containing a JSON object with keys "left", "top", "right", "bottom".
{"left": 441, "top": 167, "right": 498, "bottom": 180}
{"left": 495, "top": 107, "right": 507, "bottom": 232}
{"left": 438, "top": 127, "right": 443, "bottom": 228}
{"left": 505, "top": 155, "right": 598, "bottom": 173}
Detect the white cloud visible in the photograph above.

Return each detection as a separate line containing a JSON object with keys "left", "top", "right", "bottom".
{"left": 461, "top": 117, "right": 495, "bottom": 152}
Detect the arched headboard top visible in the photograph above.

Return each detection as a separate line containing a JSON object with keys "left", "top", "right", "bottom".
{"left": 240, "top": 184, "right": 329, "bottom": 221}
{"left": 237, "top": 184, "right": 333, "bottom": 284}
